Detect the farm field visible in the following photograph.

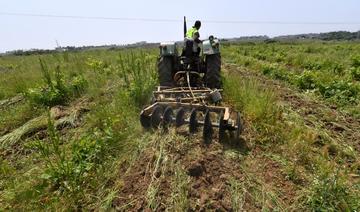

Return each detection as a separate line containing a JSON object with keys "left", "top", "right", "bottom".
{"left": 0, "top": 41, "right": 359, "bottom": 211}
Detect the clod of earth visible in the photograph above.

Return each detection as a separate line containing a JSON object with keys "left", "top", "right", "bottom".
{"left": 187, "top": 160, "right": 205, "bottom": 177}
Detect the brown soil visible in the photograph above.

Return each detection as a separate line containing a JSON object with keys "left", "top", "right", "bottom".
{"left": 112, "top": 135, "right": 243, "bottom": 211}
{"left": 112, "top": 129, "right": 298, "bottom": 211}
{"left": 111, "top": 62, "right": 360, "bottom": 211}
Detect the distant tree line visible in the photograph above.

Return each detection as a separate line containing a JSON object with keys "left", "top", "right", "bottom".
{"left": 2, "top": 42, "right": 159, "bottom": 56}
{"left": 2, "top": 30, "right": 359, "bottom": 56}
{"left": 275, "top": 31, "right": 360, "bottom": 41}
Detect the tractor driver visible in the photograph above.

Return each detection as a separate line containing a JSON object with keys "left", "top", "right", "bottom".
{"left": 185, "top": 20, "right": 202, "bottom": 56}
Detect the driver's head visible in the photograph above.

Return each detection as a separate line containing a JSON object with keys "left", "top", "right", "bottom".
{"left": 194, "top": 20, "right": 201, "bottom": 30}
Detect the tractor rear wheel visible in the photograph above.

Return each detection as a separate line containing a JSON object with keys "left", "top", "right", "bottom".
{"left": 205, "top": 54, "right": 222, "bottom": 89}
{"left": 158, "top": 56, "right": 174, "bottom": 87}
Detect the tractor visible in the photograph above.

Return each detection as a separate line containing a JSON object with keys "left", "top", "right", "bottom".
{"left": 140, "top": 17, "right": 242, "bottom": 143}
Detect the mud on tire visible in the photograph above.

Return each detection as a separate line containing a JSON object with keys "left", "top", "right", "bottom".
{"left": 205, "top": 53, "right": 222, "bottom": 89}
{"left": 158, "top": 56, "right": 174, "bottom": 87}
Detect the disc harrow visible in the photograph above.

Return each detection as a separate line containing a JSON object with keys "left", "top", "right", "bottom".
{"left": 140, "top": 86, "right": 243, "bottom": 143}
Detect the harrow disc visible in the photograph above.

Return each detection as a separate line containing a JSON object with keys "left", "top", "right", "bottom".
{"left": 140, "top": 113, "right": 151, "bottom": 129}
{"left": 189, "top": 108, "right": 198, "bottom": 133}
{"left": 175, "top": 107, "right": 185, "bottom": 127}
{"left": 162, "top": 106, "right": 174, "bottom": 128}
{"left": 151, "top": 106, "right": 163, "bottom": 128}
{"left": 235, "top": 112, "right": 242, "bottom": 140}
{"left": 203, "top": 110, "right": 213, "bottom": 144}
{"left": 218, "top": 111, "right": 226, "bottom": 142}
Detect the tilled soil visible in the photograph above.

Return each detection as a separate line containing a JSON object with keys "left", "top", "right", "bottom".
{"left": 112, "top": 134, "right": 244, "bottom": 211}
{"left": 112, "top": 132, "right": 298, "bottom": 211}
{"left": 112, "top": 63, "right": 360, "bottom": 211}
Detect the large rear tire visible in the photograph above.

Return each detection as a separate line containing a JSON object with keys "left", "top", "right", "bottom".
{"left": 205, "top": 54, "right": 222, "bottom": 89}
{"left": 158, "top": 56, "right": 174, "bottom": 87}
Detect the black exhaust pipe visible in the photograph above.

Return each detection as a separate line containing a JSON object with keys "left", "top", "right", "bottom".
{"left": 183, "top": 16, "right": 187, "bottom": 39}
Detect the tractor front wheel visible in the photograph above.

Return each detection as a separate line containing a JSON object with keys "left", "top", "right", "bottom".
{"left": 205, "top": 54, "right": 222, "bottom": 89}
{"left": 158, "top": 56, "right": 174, "bottom": 87}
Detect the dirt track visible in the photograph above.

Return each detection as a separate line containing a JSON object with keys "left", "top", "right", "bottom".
{"left": 113, "top": 131, "right": 239, "bottom": 211}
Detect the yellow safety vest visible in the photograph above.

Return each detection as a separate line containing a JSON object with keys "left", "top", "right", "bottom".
{"left": 186, "top": 27, "right": 198, "bottom": 39}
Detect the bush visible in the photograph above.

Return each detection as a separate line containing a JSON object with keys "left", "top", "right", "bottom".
{"left": 318, "top": 80, "right": 359, "bottom": 105}
{"left": 275, "top": 52, "right": 285, "bottom": 62}
{"left": 117, "top": 52, "right": 157, "bottom": 106}
{"left": 351, "top": 55, "right": 360, "bottom": 68}
{"left": 86, "top": 58, "right": 109, "bottom": 73}
{"left": 302, "top": 60, "right": 322, "bottom": 70}
{"left": 30, "top": 112, "right": 116, "bottom": 193}
{"left": 261, "top": 64, "right": 275, "bottom": 75}
{"left": 330, "top": 63, "right": 344, "bottom": 75}
{"left": 350, "top": 67, "right": 360, "bottom": 81}
{"left": 253, "top": 51, "right": 267, "bottom": 61}
{"left": 26, "top": 59, "right": 87, "bottom": 106}
{"left": 304, "top": 46, "right": 318, "bottom": 53}
{"left": 296, "top": 70, "right": 318, "bottom": 90}
{"left": 68, "top": 75, "right": 88, "bottom": 97}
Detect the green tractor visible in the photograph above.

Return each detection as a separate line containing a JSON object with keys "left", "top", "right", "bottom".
{"left": 140, "top": 17, "right": 242, "bottom": 143}
{"left": 158, "top": 17, "right": 222, "bottom": 89}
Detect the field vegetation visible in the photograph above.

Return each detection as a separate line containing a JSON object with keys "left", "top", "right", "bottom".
{"left": 0, "top": 41, "right": 359, "bottom": 211}
{"left": 223, "top": 41, "right": 360, "bottom": 116}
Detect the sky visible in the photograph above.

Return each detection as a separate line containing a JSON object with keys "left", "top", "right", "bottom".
{"left": 0, "top": 0, "right": 359, "bottom": 52}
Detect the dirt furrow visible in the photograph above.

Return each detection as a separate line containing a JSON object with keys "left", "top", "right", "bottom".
{"left": 112, "top": 125, "right": 299, "bottom": 211}
{"left": 112, "top": 132, "right": 244, "bottom": 211}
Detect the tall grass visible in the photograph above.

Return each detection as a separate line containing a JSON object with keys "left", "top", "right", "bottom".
{"left": 0, "top": 49, "right": 158, "bottom": 210}
{"left": 223, "top": 68, "right": 360, "bottom": 211}
{"left": 224, "top": 72, "right": 284, "bottom": 144}
{"left": 117, "top": 51, "right": 157, "bottom": 106}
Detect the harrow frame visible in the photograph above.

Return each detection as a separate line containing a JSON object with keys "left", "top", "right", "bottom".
{"left": 140, "top": 86, "right": 242, "bottom": 143}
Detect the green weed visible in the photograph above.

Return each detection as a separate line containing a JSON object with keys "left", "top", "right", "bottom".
{"left": 25, "top": 59, "right": 87, "bottom": 106}
{"left": 117, "top": 51, "right": 157, "bottom": 106}
{"left": 296, "top": 70, "right": 318, "bottom": 90}
{"left": 318, "top": 80, "right": 359, "bottom": 105}
{"left": 350, "top": 67, "right": 360, "bottom": 81}
{"left": 170, "top": 165, "right": 190, "bottom": 210}
{"left": 228, "top": 178, "right": 245, "bottom": 211}
{"left": 350, "top": 55, "right": 360, "bottom": 68}
{"left": 305, "top": 168, "right": 360, "bottom": 211}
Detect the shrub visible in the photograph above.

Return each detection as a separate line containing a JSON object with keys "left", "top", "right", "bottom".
{"left": 296, "top": 70, "right": 318, "bottom": 90}
{"left": 86, "top": 58, "right": 109, "bottom": 73}
{"left": 318, "top": 80, "right": 359, "bottom": 105}
{"left": 302, "top": 60, "right": 322, "bottom": 70}
{"left": 68, "top": 75, "right": 88, "bottom": 96}
{"left": 272, "top": 68, "right": 289, "bottom": 81}
{"left": 30, "top": 112, "right": 115, "bottom": 193}
{"left": 117, "top": 52, "right": 157, "bottom": 106}
{"left": 350, "top": 55, "right": 360, "bottom": 68}
{"left": 350, "top": 67, "right": 360, "bottom": 81}
{"left": 275, "top": 52, "right": 285, "bottom": 62}
{"left": 253, "top": 51, "right": 267, "bottom": 60}
{"left": 261, "top": 64, "right": 276, "bottom": 75}
{"left": 330, "top": 63, "right": 344, "bottom": 75}
{"left": 30, "top": 113, "right": 74, "bottom": 191}
{"left": 304, "top": 46, "right": 318, "bottom": 53}
{"left": 26, "top": 59, "right": 87, "bottom": 106}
